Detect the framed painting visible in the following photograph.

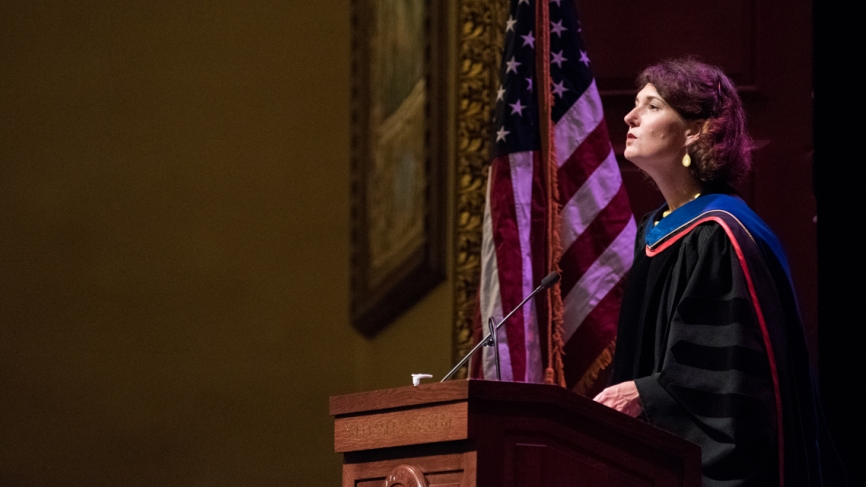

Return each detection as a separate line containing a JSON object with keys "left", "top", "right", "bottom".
{"left": 350, "top": 0, "right": 449, "bottom": 336}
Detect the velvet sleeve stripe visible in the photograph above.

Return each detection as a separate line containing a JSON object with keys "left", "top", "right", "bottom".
{"left": 677, "top": 296, "right": 757, "bottom": 327}
{"left": 667, "top": 384, "right": 775, "bottom": 424}
{"left": 671, "top": 341, "right": 769, "bottom": 374}
{"left": 662, "top": 364, "right": 775, "bottom": 400}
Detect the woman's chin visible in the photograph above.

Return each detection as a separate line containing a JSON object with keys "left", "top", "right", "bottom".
{"left": 623, "top": 151, "right": 645, "bottom": 168}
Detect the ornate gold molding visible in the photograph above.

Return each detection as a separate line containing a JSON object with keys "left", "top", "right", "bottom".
{"left": 452, "top": 0, "right": 508, "bottom": 376}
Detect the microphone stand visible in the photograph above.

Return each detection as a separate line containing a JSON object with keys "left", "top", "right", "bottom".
{"left": 440, "top": 271, "right": 560, "bottom": 382}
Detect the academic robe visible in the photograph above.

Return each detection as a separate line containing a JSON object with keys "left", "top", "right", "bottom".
{"left": 609, "top": 193, "right": 831, "bottom": 487}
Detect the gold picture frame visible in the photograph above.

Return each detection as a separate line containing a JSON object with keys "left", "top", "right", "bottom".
{"left": 350, "top": 0, "right": 449, "bottom": 336}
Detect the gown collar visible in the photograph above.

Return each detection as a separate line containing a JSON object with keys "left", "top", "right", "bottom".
{"left": 644, "top": 194, "right": 732, "bottom": 247}
{"left": 642, "top": 193, "right": 791, "bottom": 278}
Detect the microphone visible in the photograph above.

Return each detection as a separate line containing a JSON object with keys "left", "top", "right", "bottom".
{"left": 540, "top": 270, "right": 561, "bottom": 289}
{"left": 441, "top": 271, "right": 561, "bottom": 382}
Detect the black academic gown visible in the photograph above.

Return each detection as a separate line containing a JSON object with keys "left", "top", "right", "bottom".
{"left": 610, "top": 194, "right": 832, "bottom": 487}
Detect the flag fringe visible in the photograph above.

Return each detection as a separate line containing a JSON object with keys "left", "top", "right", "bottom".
{"left": 572, "top": 339, "right": 616, "bottom": 396}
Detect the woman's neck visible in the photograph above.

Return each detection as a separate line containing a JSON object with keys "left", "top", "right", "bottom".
{"left": 654, "top": 168, "right": 703, "bottom": 213}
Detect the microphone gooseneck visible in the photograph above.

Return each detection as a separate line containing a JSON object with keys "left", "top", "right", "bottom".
{"left": 440, "top": 271, "right": 562, "bottom": 382}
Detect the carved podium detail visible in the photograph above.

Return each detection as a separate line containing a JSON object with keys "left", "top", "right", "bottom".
{"left": 331, "top": 380, "right": 701, "bottom": 487}
{"left": 385, "top": 464, "right": 429, "bottom": 487}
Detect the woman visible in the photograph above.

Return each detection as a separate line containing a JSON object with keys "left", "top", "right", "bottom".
{"left": 592, "top": 58, "right": 839, "bottom": 486}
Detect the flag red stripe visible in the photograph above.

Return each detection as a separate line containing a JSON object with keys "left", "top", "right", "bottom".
{"left": 557, "top": 120, "right": 614, "bottom": 203}
{"left": 488, "top": 156, "right": 528, "bottom": 379}
{"left": 562, "top": 278, "right": 625, "bottom": 387}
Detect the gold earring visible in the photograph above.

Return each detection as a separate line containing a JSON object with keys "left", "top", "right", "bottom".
{"left": 682, "top": 153, "right": 691, "bottom": 167}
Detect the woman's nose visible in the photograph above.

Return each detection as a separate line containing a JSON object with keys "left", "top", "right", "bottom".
{"left": 624, "top": 108, "right": 637, "bottom": 127}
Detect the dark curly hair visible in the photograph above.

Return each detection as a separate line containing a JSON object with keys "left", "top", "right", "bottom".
{"left": 637, "top": 58, "right": 753, "bottom": 184}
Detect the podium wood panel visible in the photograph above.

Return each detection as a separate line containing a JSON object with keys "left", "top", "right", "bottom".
{"left": 331, "top": 380, "right": 700, "bottom": 486}
{"left": 335, "top": 401, "right": 468, "bottom": 452}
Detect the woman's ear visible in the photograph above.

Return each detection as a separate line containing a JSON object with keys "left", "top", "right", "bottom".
{"left": 684, "top": 119, "right": 706, "bottom": 147}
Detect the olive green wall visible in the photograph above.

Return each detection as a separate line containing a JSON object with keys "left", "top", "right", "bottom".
{"left": 0, "top": 1, "right": 452, "bottom": 485}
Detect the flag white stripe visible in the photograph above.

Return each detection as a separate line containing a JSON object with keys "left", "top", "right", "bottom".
{"left": 480, "top": 175, "right": 514, "bottom": 381}
{"left": 561, "top": 218, "right": 637, "bottom": 342}
{"left": 555, "top": 79, "right": 605, "bottom": 168}
{"left": 560, "top": 149, "right": 623, "bottom": 249}
{"left": 509, "top": 151, "right": 536, "bottom": 308}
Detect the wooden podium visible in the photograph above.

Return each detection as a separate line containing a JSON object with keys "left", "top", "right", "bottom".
{"left": 330, "top": 379, "right": 701, "bottom": 486}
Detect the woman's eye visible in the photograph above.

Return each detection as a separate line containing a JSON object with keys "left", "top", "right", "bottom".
{"left": 649, "top": 104, "right": 659, "bottom": 110}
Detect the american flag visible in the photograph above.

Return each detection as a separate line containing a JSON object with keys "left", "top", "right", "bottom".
{"left": 477, "top": 0, "right": 636, "bottom": 393}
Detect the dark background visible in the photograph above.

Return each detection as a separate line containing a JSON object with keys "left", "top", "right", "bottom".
{"left": 815, "top": 3, "right": 864, "bottom": 486}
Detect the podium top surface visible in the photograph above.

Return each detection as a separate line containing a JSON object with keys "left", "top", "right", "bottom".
{"left": 329, "top": 379, "right": 475, "bottom": 416}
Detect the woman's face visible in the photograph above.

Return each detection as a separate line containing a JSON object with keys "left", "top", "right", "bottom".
{"left": 623, "top": 83, "right": 689, "bottom": 175}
